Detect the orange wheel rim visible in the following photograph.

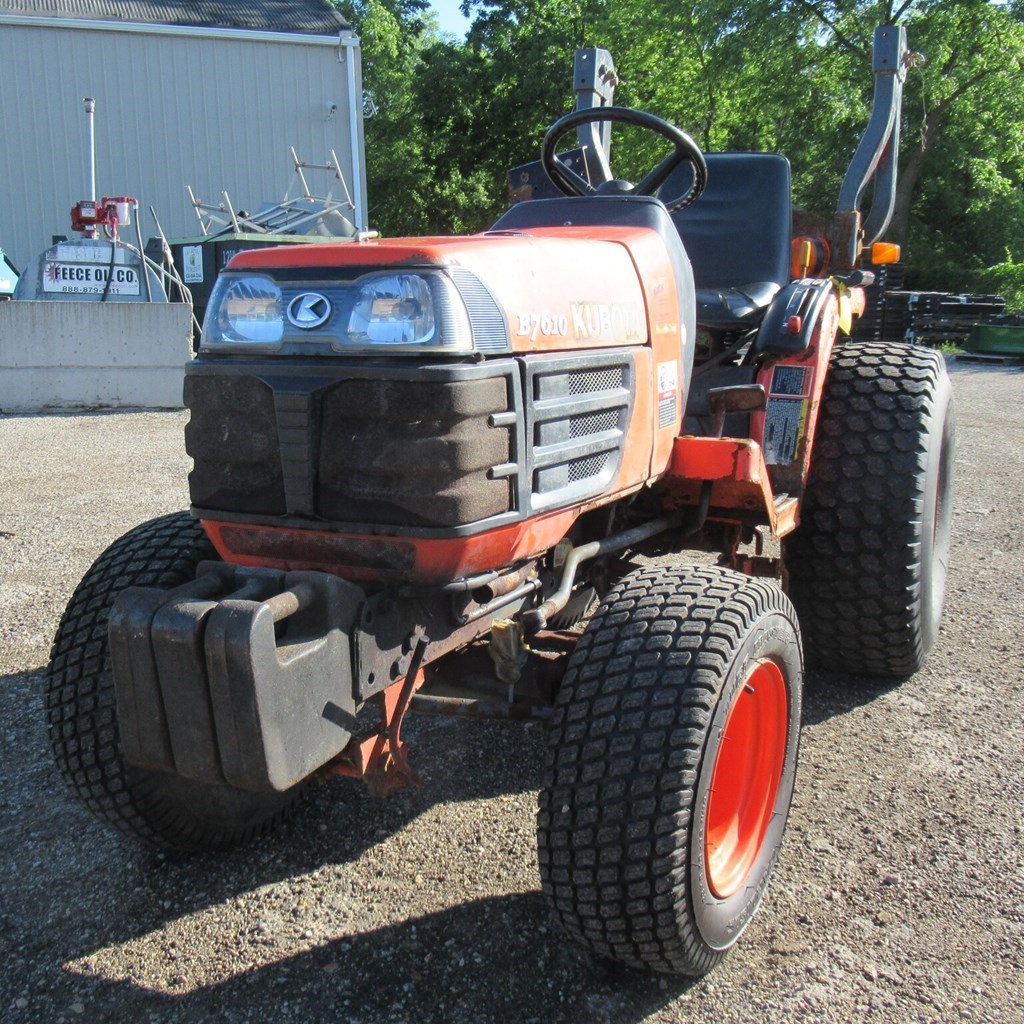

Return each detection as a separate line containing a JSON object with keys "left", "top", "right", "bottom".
{"left": 705, "top": 659, "right": 788, "bottom": 899}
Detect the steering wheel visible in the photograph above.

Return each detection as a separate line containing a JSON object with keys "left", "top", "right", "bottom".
{"left": 541, "top": 106, "right": 707, "bottom": 212}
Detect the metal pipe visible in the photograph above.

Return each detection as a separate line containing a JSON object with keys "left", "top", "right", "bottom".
{"left": 187, "top": 185, "right": 208, "bottom": 236}
{"left": 523, "top": 515, "right": 679, "bottom": 633}
{"left": 835, "top": 25, "right": 908, "bottom": 262}
{"left": 441, "top": 569, "right": 500, "bottom": 594}
{"left": 83, "top": 97, "right": 96, "bottom": 204}
{"left": 265, "top": 581, "right": 316, "bottom": 622}
{"left": 457, "top": 577, "right": 543, "bottom": 626}
{"left": 409, "top": 693, "right": 554, "bottom": 722}
{"left": 291, "top": 146, "right": 312, "bottom": 198}
{"left": 222, "top": 191, "right": 240, "bottom": 233}
{"left": 329, "top": 149, "right": 355, "bottom": 209}
{"left": 133, "top": 201, "right": 155, "bottom": 301}
{"left": 342, "top": 35, "right": 367, "bottom": 232}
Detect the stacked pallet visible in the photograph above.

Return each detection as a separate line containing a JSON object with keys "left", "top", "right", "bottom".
{"left": 852, "top": 279, "right": 1006, "bottom": 348}
{"left": 850, "top": 262, "right": 904, "bottom": 342}
{"left": 885, "top": 292, "right": 1005, "bottom": 347}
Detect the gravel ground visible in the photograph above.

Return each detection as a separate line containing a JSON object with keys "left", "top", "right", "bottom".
{"left": 1, "top": 359, "right": 1022, "bottom": 1024}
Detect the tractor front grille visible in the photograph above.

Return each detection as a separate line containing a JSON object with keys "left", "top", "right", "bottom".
{"left": 526, "top": 354, "right": 633, "bottom": 511}
{"left": 184, "top": 375, "right": 286, "bottom": 515}
{"left": 318, "top": 376, "right": 512, "bottom": 527}
{"left": 186, "top": 362, "right": 518, "bottom": 532}
{"left": 185, "top": 350, "right": 635, "bottom": 534}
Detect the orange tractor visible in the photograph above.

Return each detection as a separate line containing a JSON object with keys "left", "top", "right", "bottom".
{"left": 47, "top": 26, "right": 953, "bottom": 975}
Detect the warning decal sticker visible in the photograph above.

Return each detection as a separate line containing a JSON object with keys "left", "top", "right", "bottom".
{"left": 770, "top": 364, "right": 809, "bottom": 397}
{"left": 763, "top": 397, "right": 808, "bottom": 465}
{"left": 657, "top": 360, "right": 678, "bottom": 429}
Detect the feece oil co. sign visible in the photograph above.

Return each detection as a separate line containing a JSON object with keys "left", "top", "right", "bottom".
{"left": 42, "top": 243, "right": 141, "bottom": 296}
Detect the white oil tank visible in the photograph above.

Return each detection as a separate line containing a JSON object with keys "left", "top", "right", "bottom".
{"left": 14, "top": 237, "right": 166, "bottom": 302}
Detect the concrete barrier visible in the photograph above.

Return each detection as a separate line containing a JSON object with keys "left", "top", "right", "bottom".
{"left": 0, "top": 301, "right": 192, "bottom": 411}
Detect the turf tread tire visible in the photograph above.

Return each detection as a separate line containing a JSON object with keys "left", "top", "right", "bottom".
{"left": 783, "top": 342, "right": 954, "bottom": 677}
{"left": 538, "top": 565, "right": 802, "bottom": 976}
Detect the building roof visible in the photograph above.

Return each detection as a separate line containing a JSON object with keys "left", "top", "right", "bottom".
{"left": 0, "top": 0, "right": 349, "bottom": 34}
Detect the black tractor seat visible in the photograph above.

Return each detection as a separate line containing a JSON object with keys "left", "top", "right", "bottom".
{"left": 661, "top": 152, "right": 793, "bottom": 332}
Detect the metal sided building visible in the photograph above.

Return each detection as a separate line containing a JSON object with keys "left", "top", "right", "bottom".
{"left": 0, "top": 0, "right": 367, "bottom": 270}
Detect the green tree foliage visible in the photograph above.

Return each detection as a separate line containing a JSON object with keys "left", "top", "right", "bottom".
{"left": 333, "top": 0, "right": 433, "bottom": 234}
{"left": 788, "top": 1, "right": 1024, "bottom": 295}
{"left": 339, "top": 0, "right": 1024, "bottom": 299}
{"left": 898, "top": 2, "right": 1024, "bottom": 297}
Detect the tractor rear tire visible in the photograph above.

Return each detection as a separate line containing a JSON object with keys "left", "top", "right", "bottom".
{"left": 538, "top": 565, "right": 802, "bottom": 976}
{"left": 46, "top": 512, "right": 306, "bottom": 852}
{"left": 783, "top": 342, "right": 955, "bottom": 677}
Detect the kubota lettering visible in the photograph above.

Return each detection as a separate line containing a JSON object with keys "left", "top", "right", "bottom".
{"left": 570, "top": 302, "right": 643, "bottom": 342}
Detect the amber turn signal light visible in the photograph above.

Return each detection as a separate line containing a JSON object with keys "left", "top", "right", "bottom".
{"left": 870, "top": 241, "right": 901, "bottom": 265}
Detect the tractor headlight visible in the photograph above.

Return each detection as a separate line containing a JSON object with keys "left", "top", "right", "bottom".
{"left": 348, "top": 274, "right": 434, "bottom": 346}
{"left": 201, "top": 269, "right": 483, "bottom": 354}
{"left": 343, "top": 273, "right": 472, "bottom": 352}
{"left": 203, "top": 274, "right": 284, "bottom": 347}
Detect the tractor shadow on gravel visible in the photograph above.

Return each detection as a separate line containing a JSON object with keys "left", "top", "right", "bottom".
{"left": 800, "top": 669, "right": 906, "bottom": 727}
{"left": 69, "top": 892, "right": 691, "bottom": 1024}
{"left": 7, "top": 686, "right": 693, "bottom": 1021}
{"left": 7, "top": 689, "right": 550, "bottom": 931}
{"left": 5, "top": 665, "right": 905, "bottom": 1021}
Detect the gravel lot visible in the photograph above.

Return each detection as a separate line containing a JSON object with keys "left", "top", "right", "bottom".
{"left": 1, "top": 359, "right": 1022, "bottom": 1024}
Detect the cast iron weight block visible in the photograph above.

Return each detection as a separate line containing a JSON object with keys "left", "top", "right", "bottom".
{"left": 110, "top": 563, "right": 363, "bottom": 793}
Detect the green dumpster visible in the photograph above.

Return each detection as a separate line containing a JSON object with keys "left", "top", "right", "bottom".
{"left": 964, "top": 323, "right": 1024, "bottom": 356}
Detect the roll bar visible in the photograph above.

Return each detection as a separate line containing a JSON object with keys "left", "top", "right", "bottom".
{"left": 572, "top": 47, "right": 618, "bottom": 186}
{"left": 833, "top": 25, "right": 909, "bottom": 270}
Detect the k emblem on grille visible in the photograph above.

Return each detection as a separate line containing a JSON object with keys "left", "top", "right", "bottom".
{"left": 287, "top": 292, "right": 332, "bottom": 329}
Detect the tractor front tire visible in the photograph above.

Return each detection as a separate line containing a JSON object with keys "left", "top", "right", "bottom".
{"left": 783, "top": 342, "right": 955, "bottom": 677}
{"left": 46, "top": 512, "right": 305, "bottom": 852}
{"left": 538, "top": 566, "right": 802, "bottom": 975}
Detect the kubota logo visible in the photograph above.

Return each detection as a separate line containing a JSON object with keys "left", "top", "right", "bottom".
{"left": 287, "top": 292, "right": 332, "bottom": 329}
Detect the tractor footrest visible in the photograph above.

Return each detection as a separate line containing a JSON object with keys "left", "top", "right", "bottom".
{"left": 664, "top": 436, "right": 800, "bottom": 537}
{"left": 109, "top": 563, "right": 363, "bottom": 792}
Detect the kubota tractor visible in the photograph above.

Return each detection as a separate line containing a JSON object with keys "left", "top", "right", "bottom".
{"left": 47, "top": 26, "right": 954, "bottom": 975}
